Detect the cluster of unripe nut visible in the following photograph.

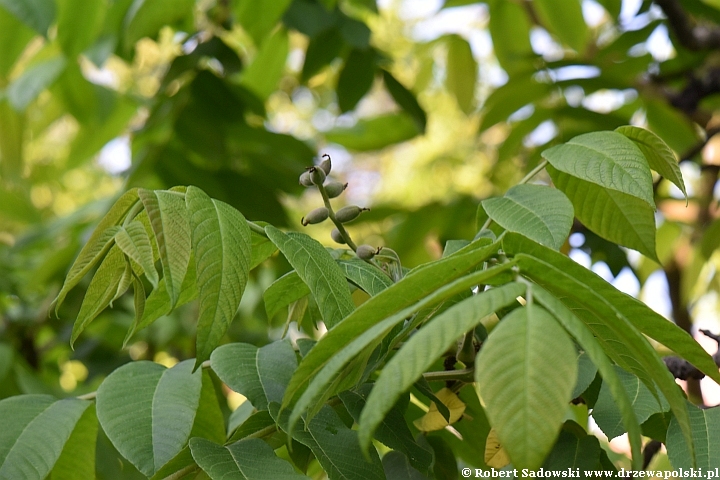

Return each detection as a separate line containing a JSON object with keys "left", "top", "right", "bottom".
{"left": 299, "top": 154, "right": 380, "bottom": 260}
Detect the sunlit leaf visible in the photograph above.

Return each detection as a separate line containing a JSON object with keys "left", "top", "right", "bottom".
{"left": 325, "top": 113, "right": 421, "bottom": 151}
{"left": 413, "top": 388, "right": 466, "bottom": 432}
{"left": 488, "top": 0, "right": 534, "bottom": 76}
{"left": 265, "top": 226, "right": 354, "bottom": 329}
{"left": 534, "top": 0, "right": 588, "bottom": 52}
{"left": 233, "top": 0, "right": 293, "bottom": 45}
{"left": 0, "top": 7, "right": 35, "bottom": 77}
{"left": 241, "top": 28, "right": 290, "bottom": 100}
{"left": 186, "top": 186, "right": 251, "bottom": 366}
{"left": 484, "top": 429, "right": 510, "bottom": 469}
{"left": 95, "top": 360, "right": 203, "bottom": 477}
{"left": 445, "top": 34, "right": 476, "bottom": 114}
{"left": 0, "top": 0, "right": 55, "bottom": 34}
{"left": 56, "top": 0, "right": 104, "bottom": 56}
{"left": 7, "top": 56, "right": 67, "bottom": 111}
{"left": 475, "top": 304, "right": 577, "bottom": 469}
{"left": 616, "top": 125, "right": 687, "bottom": 199}
{"left": 482, "top": 184, "right": 573, "bottom": 250}
{"left": 542, "top": 131, "right": 655, "bottom": 208}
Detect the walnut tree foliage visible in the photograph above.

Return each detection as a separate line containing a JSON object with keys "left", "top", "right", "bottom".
{"left": 3, "top": 0, "right": 720, "bottom": 478}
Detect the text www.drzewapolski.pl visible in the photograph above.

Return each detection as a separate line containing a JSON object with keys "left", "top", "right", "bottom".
{"left": 461, "top": 468, "right": 718, "bottom": 479}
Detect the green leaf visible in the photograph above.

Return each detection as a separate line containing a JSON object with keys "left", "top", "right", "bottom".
{"left": 0, "top": 396, "right": 93, "bottom": 479}
{"left": 542, "top": 430, "right": 601, "bottom": 471}
{"left": 482, "top": 184, "right": 573, "bottom": 250}
{"left": 325, "top": 113, "right": 421, "bottom": 151}
{"left": 488, "top": 0, "right": 534, "bottom": 76}
{"left": 190, "top": 437, "right": 310, "bottom": 480}
{"left": 533, "top": 0, "right": 588, "bottom": 52}
{"left": 541, "top": 131, "right": 655, "bottom": 208}
{"left": 301, "top": 28, "right": 344, "bottom": 82}
{"left": 533, "top": 286, "right": 643, "bottom": 469}
{"left": 7, "top": 56, "right": 67, "bottom": 111}
{"left": 56, "top": 0, "right": 104, "bottom": 56}
{"left": 382, "top": 451, "right": 428, "bottom": 480}
{"left": 115, "top": 221, "right": 158, "bottom": 288}
{"left": 572, "top": 353, "right": 598, "bottom": 399}
{"left": 382, "top": 70, "right": 427, "bottom": 132}
{"left": 479, "top": 73, "right": 552, "bottom": 131}
{"left": 277, "top": 404, "right": 386, "bottom": 480}
{"left": 504, "top": 234, "right": 699, "bottom": 464}
{"left": 227, "top": 411, "right": 275, "bottom": 444}
{"left": 549, "top": 167, "right": 658, "bottom": 260}
{"left": 71, "top": 246, "right": 127, "bottom": 346}
{"left": 95, "top": 360, "right": 203, "bottom": 477}
{"left": 186, "top": 186, "right": 251, "bottom": 366}
{"left": 337, "top": 48, "right": 376, "bottom": 112}
{"left": 0, "top": 7, "right": 35, "bottom": 77}
{"left": 0, "top": 0, "right": 55, "bottom": 34}
{"left": 359, "top": 283, "right": 526, "bottom": 451}
{"left": 282, "top": 239, "right": 499, "bottom": 414}
{"left": 250, "top": 229, "right": 278, "bottom": 269}
{"left": 210, "top": 340, "right": 297, "bottom": 411}
{"left": 615, "top": 125, "right": 687, "bottom": 199}
{"left": 338, "top": 258, "right": 393, "bottom": 296}
{"left": 445, "top": 34, "right": 476, "bottom": 114}
{"left": 666, "top": 403, "right": 720, "bottom": 469}
{"left": 49, "top": 403, "right": 98, "bottom": 480}
{"left": 264, "top": 271, "right": 311, "bottom": 320}
{"left": 475, "top": 304, "right": 577, "bottom": 470}
{"left": 340, "top": 386, "right": 433, "bottom": 473}
{"left": 139, "top": 189, "right": 191, "bottom": 309}
{"left": 645, "top": 99, "right": 700, "bottom": 154}
{"left": 56, "top": 189, "right": 139, "bottom": 312}
{"left": 592, "top": 366, "right": 669, "bottom": 439}
{"left": 234, "top": 0, "right": 293, "bottom": 45}
{"left": 123, "top": 0, "right": 195, "bottom": 50}
{"left": 265, "top": 226, "right": 354, "bottom": 329}
{"left": 240, "top": 28, "right": 290, "bottom": 100}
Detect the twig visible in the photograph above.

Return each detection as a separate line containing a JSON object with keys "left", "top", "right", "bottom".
{"left": 654, "top": 0, "right": 720, "bottom": 51}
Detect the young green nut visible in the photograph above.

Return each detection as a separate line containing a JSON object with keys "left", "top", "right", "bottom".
{"left": 299, "top": 171, "right": 314, "bottom": 187}
{"left": 309, "top": 166, "right": 326, "bottom": 185}
{"left": 319, "top": 154, "right": 332, "bottom": 175}
{"left": 324, "top": 181, "right": 348, "bottom": 199}
{"left": 301, "top": 207, "right": 329, "bottom": 226}
{"left": 335, "top": 205, "right": 368, "bottom": 223}
{"left": 357, "top": 244, "right": 381, "bottom": 260}
{"left": 330, "top": 228, "right": 346, "bottom": 244}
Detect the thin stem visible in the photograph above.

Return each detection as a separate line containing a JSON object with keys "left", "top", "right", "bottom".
{"left": 247, "top": 220, "right": 267, "bottom": 237}
{"left": 423, "top": 368, "right": 474, "bottom": 382}
{"left": 165, "top": 465, "right": 199, "bottom": 480}
{"left": 245, "top": 424, "right": 278, "bottom": 440}
{"left": 456, "top": 330, "right": 476, "bottom": 366}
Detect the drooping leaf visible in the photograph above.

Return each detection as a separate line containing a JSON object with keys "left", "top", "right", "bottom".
{"left": 340, "top": 385, "right": 433, "bottom": 473}
{"left": 666, "top": 403, "right": 720, "bottom": 469}
{"left": 282, "top": 239, "right": 499, "bottom": 416}
{"left": 549, "top": 167, "right": 658, "bottom": 260}
{"left": 615, "top": 125, "right": 687, "bottom": 199}
{"left": 210, "top": 340, "right": 297, "bottom": 411}
{"left": 95, "top": 360, "right": 203, "bottom": 477}
{"left": 288, "top": 258, "right": 517, "bottom": 433}
{"left": 264, "top": 271, "right": 311, "bottom": 320}
{"left": 445, "top": 34, "right": 477, "bottom": 114}
{"left": 190, "top": 437, "right": 310, "bottom": 480}
{"left": 337, "top": 258, "right": 393, "bottom": 296}
{"left": 382, "top": 70, "right": 427, "bottom": 132}
{"left": 265, "top": 226, "right": 354, "bottom": 328}
{"left": 115, "top": 221, "right": 158, "bottom": 287}
{"left": 186, "top": 186, "right": 251, "bottom": 366}
{"left": 337, "top": 48, "right": 376, "bottom": 112}
{"left": 139, "top": 189, "right": 192, "bottom": 309}
{"left": 488, "top": 0, "right": 534, "bottom": 76}
{"left": 541, "top": 131, "right": 655, "bottom": 208}
{"left": 475, "top": 304, "right": 577, "bottom": 470}
{"left": 54, "top": 189, "right": 139, "bottom": 312}
{"left": 0, "top": 395, "right": 94, "bottom": 479}
{"left": 592, "top": 366, "right": 669, "bottom": 439}
{"left": 359, "top": 282, "right": 525, "bottom": 450}
{"left": 533, "top": 0, "right": 588, "bottom": 52}
{"left": 482, "top": 184, "right": 573, "bottom": 250}
{"left": 71, "top": 246, "right": 127, "bottom": 346}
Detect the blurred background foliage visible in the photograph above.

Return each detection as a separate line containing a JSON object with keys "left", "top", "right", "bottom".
{"left": 3, "top": 0, "right": 720, "bottom": 473}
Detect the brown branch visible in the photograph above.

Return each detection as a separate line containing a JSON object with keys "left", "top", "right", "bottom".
{"left": 654, "top": 0, "right": 720, "bottom": 50}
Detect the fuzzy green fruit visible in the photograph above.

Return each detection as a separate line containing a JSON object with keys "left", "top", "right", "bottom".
{"left": 320, "top": 154, "right": 332, "bottom": 175}
{"left": 331, "top": 228, "right": 346, "bottom": 244}
{"left": 310, "top": 166, "right": 326, "bottom": 185}
{"left": 335, "top": 205, "right": 368, "bottom": 223}
{"left": 302, "top": 207, "right": 329, "bottom": 226}
{"left": 325, "top": 181, "right": 348, "bottom": 198}
{"left": 299, "top": 171, "right": 313, "bottom": 187}
{"left": 357, "top": 244, "right": 380, "bottom": 260}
